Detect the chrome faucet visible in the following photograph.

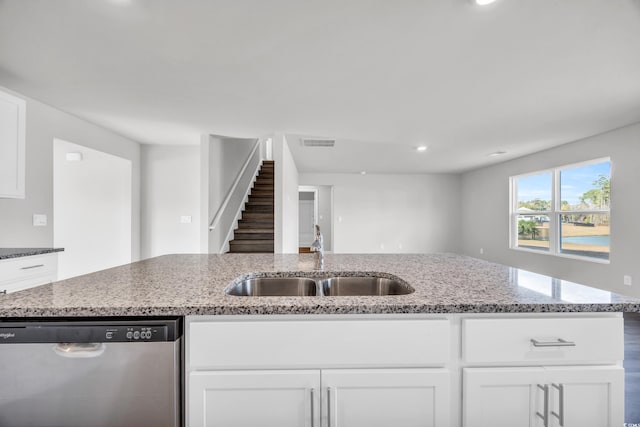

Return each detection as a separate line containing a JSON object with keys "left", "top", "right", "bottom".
{"left": 310, "top": 224, "right": 324, "bottom": 270}
{"left": 310, "top": 224, "right": 324, "bottom": 254}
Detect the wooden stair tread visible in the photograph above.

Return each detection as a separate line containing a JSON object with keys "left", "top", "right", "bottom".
{"left": 242, "top": 212, "right": 274, "bottom": 217}
{"left": 246, "top": 201, "right": 273, "bottom": 206}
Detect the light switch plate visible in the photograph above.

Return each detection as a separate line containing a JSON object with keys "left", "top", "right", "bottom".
{"left": 33, "top": 214, "right": 47, "bottom": 226}
{"left": 180, "top": 215, "right": 192, "bottom": 224}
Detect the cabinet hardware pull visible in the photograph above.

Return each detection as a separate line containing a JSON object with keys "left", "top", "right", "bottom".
{"left": 531, "top": 338, "right": 576, "bottom": 347}
{"left": 310, "top": 388, "right": 315, "bottom": 427}
{"left": 327, "top": 387, "right": 332, "bottom": 427}
{"left": 20, "top": 264, "right": 44, "bottom": 270}
{"left": 551, "top": 383, "right": 565, "bottom": 426}
{"left": 536, "top": 384, "right": 549, "bottom": 427}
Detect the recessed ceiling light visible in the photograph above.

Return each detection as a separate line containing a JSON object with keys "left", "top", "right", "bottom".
{"left": 475, "top": 0, "right": 497, "bottom": 5}
{"left": 489, "top": 151, "right": 507, "bottom": 157}
{"left": 360, "top": 171, "right": 367, "bottom": 175}
{"left": 416, "top": 146, "right": 428, "bottom": 152}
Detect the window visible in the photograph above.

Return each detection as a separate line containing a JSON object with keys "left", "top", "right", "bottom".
{"left": 510, "top": 158, "right": 611, "bottom": 261}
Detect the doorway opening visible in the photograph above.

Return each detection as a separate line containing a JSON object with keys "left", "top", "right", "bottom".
{"left": 298, "top": 185, "right": 333, "bottom": 253}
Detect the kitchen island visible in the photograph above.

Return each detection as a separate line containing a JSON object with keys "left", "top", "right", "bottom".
{"left": 1, "top": 253, "right": 638, "bottom": 427}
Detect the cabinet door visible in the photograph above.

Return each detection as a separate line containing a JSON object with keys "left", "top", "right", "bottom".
{"left": 322, "top": 368, "right": 450, "bottom": 427}
{"left": 546, "top": 366, "right": 623, "bottom": 427}
{"left": 464, "top": 366, "right": 624, "bottom": 427}
{"left": 0, "top": 90, "right": 25, "bottom": 199}
{"left": 463, "top": 367, "right": 546, "bottom": 427}
{"left": 188, "top": 370, "right": 320, "bottom": 427}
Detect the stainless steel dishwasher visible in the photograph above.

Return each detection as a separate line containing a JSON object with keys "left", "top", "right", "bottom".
{"left": 0, "top": 317, "right": 182, "bottom": 427}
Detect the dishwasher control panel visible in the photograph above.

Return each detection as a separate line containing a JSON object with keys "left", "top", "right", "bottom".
{"left": 0, "top": 319, "right": 180, "bottom": 343}
{"left": 106, "top": 326, "right": 168, "bottom": 342}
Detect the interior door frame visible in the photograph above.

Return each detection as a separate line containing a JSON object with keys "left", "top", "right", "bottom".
{"left": 298, "top": 186, "right": 318, "bottom": 247}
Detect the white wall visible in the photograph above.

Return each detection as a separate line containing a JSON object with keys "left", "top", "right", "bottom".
{"left": 54, "top": 140, "right": 132, "bottom": 279}
{"left": 274, "top": 134, "right": 299, "bottom": 253}
{"left": 299, "top": 173, "right": 462, "bottom": 254}
{"left": 141, "top": 145, "right": 200, "bottom": 258}
{"left": 0, "top": 85, "right": 141, "bottom": 259}
{"left": 460, "top": 122, "right": 640, "bottom": 297}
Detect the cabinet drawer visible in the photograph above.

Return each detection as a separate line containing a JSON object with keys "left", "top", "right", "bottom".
{"left": 463, "top": 317, "right": 623, "bottom": 364}
{"left": 188, "top": 318, "right": 450, "bottom": 370}
{"left": 1, "top": 273, "right": 57, "bottom": 294}
{"left": 0, "top": 254, "right": 57, "bottom": 287}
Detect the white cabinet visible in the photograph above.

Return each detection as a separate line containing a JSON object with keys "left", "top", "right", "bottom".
{"left": 322, "top": 368, "right": 450, "bottom": 427}
{"left": 187, "top": 313, "right": 625, "bottom": 427}
{"left": 186, "top": 316, "right": 451, "bottom": 427}
{"left": 544, "top": 366, "right": 624, "bottom": 427}
{"left": 0, "top": 89, "right": 26, "bottom": 199}
{"left": 188, "top": 368, "right": 450, "bottom": 427}
{"left": 189, "top": 370, "right": 320, "bottom": 427}
{"left": 461, "top": 316, "right": 624, "bottom": 427}
{"left": 0, "top": 253, "right": 58, "bottom": 294}
{"left": 463, "top": 366, "right": 623, "bottom": 427}
{"left": 463, "top": 367, "right": 544, "bottom": 427}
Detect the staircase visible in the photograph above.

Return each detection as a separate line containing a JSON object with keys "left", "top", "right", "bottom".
{"left": 228, "top": 160, "right": 275, "bottom": 253}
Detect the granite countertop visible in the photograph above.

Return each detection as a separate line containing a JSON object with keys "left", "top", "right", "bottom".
{"left": 0, "top": 248, "right": 64, "bottom": 260}
{"left": 0, "top": 253, "right": 638, "bottom": 317}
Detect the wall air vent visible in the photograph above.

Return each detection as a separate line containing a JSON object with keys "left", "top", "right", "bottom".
{"left": 301, "top": 138, "right": 336, "bottom": 147}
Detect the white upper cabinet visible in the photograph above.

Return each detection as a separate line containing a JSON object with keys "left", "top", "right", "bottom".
{"left": 0, "top": 89, "right": 26, "bottom": 199}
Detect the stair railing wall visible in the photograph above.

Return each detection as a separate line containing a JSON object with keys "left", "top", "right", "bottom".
{"left": 209, "top": 138, "right": 264, "bottom": 253}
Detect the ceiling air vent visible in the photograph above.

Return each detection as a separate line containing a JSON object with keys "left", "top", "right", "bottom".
{"left": 301, "top": 138, "right": 335, "bottom": 148}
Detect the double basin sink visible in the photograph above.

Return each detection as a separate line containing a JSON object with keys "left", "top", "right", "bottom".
{"left": 226, "top": 275, "right": 415, "bottom": 297}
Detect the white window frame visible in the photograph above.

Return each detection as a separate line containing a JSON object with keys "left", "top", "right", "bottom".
{"left": 509, "top": 157, "right": 611, "bottom": 264}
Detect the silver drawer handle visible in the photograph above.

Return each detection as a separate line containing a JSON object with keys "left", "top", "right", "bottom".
{"left": 310, "top": 388, "right": 315, "bottom": 427}
{"left": 536, "top": 384, "right": 549, "bottom": 427}
{"left": 551, "top": 383, "right": 565, "bottom": 426}
{"left": 327, "top": 387, "right": 332, "bottom": 427}
{"left": 531, "top": 338, "right": 576, "bottom": 347}
{"left": 20, "top": 264, "right": 44, "bottom": 270}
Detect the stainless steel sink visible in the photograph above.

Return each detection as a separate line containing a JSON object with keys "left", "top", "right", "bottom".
{"left": 225, "top": 277, "right": 318, "bottom": 296}
{"left": 226, "top": 275, "right": 414, "bottom": 296}
{"left": 320, "top": 276, "right": 414, "bottom": 296}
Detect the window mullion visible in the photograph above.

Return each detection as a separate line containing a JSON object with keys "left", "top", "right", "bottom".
{"left": 550, "top": 168, "right": 560, "bottom": 254}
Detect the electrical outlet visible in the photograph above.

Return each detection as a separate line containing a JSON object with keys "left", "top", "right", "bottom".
{"left": 180, "top": 215, "right": 192, "bottom": 224}
{"left": 624, "top": 275, "right": 632, "bottom": 286}
{"left": 33, "top": 214, "right": 47, "bottom": 226}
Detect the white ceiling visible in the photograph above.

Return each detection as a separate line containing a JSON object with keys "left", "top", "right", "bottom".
{"left": 1, "top": 0, "right": 640, "bottom": 173}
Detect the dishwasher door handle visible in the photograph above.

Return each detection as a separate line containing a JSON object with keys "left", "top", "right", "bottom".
{"left": 53, "top": 343, "right": 106, "bottom": 358}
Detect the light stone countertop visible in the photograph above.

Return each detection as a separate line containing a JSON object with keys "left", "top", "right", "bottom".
{"left": 0, "top": 248, "right": 64, "bottom": 260}
{"left": 0, "top": 253, "right": 638, "bottom": 317}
